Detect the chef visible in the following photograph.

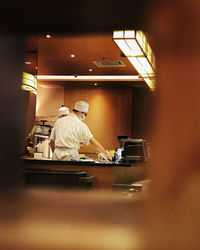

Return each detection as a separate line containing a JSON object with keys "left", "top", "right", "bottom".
{"left": 58, "top": 106, "right": 70, "bottom": 118}
{"left": 49, "top": 100, "right": 112, "bottom": 161}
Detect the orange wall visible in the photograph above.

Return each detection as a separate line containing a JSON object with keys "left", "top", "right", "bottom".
{"left": 36, "top": 84, "right": 64, "bottom": 125}
{"left": 26, "top": 83, "right": 153, "bottom": 153}
{"left": 64, "top": 85, "right": 133, "bottom": 152}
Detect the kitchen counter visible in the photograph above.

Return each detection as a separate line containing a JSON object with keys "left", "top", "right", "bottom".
{"left": 22, "top": 157, "right": 133, "bottom": 166}
{"left": 22, "top": 157, "right": 150, "bottom": 191}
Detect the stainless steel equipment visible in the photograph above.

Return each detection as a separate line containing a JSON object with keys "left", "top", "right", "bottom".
{"left": 33, "top": 120, "right": 52, "bottom": 158}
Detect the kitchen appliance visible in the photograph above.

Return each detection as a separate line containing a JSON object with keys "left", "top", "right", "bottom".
{"left": 33, "top": 120, "right": 52, "bottom": 158}
{"left": 115, "top": 138, "right": 150, "bottom": 163}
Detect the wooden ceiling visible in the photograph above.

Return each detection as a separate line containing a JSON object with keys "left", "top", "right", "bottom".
{"left": 24, "top": 32, "right": 148, "bottom": 87}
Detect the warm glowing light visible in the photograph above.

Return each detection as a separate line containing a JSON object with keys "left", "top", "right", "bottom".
{"left": 113, "top": 30, "right": 156, "bottom": 90}
{"left": 25, "top": 61, "right": 31, "bottom": 65}
{"left": 114, "top": 40, "right": 134, "bottom": 57}
{"left": 128, "top": 57, "right": 147, "bottom": 76}
{"left": 46, "top": 34, "right": 51, "bottom": 38}
{"left": 70, "top": 54, "right": 75, "bottom": 58}
{"left": 125, "top": 39, "right": 143, "bottom": 56}
{"left": 113, "top": 30, "right": 124, "bottom": 38}
{"left": 22, "top": 72, "right": 37, "bottom": 94}
{"left": 144, "top": 78, "right": 154, "bottom": 89}
{"left": 124, "top": 30, "right": 135, "bottom": 38}
{"left": 37, "top": 75, "right": 142, "bottom": 81}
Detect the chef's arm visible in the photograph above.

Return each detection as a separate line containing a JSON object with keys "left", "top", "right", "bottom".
{"left": 90, "top": 137, "right": 112, "bottom": 161}
{"left": 49, "top": 139, "right": 55, "bottom": 153}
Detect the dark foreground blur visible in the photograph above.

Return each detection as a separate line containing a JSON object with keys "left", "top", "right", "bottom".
{"left": 1, "top": 0, "right": 200, "bottom": 249}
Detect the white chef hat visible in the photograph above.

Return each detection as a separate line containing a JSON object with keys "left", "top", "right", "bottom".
{"left": 58, "top": 106, "right": 69, "bottom": 116}
{"left": 74, "top": 101, "right": 89, "bottom": 113}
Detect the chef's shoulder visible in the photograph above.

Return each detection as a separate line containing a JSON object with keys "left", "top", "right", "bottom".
{"left": 79, "top": 120, "right": 91, "bottom": 133}
{"left": 53, "top": 115, "right": 68, "bottom": 127}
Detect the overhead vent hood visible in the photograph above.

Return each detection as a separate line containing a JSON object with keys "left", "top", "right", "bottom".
{"left": 93, "top": 60, "right": 126, "bottom": 67}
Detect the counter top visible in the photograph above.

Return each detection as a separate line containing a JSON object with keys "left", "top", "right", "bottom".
{"left": 22, "top": 157, "right": 136, "bottom": 167}
{"left": 22, "top": 157, "right": 150, "bottom": 190}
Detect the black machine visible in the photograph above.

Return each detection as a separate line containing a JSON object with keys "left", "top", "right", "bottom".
{"left": 116, "top": 138, "right": 150, "bottom": 163}
{"left": 33, "top": 120, "right": 52, "bottom": 157}
{"left": 34, "top": 120, "right": 52, "bottom": 137}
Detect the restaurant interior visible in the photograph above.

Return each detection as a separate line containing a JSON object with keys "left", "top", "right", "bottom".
{"left": 23, "top": 31, "right": 154, "bottom": 157}
{"left": 1, "top": 0, "right": 200, "bottom": 249}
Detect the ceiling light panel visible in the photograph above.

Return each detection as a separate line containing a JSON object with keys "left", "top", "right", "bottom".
{"left": 113, "top": 30, "right": 156, "bottom": 90}
{"left": 37, "top": 75, "right": 142, "bottom": 81}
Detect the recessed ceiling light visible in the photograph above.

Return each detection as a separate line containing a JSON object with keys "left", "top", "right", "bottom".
{"left": 25, "top": 61, "right": 31, "bottom": 65}
{"left": 70, "top": 54, "right": 75, "bottom": 58}
{"left": 46, "top": 34, "right": 51, "bottom": 38}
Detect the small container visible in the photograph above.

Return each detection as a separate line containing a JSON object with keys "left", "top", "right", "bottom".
{"left": 34, "top": 152, "right": 43, "bottom": 159}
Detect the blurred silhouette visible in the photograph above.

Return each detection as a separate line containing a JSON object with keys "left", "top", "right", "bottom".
{"left": 1, "top": 0, "right": 200, "bottom": 249}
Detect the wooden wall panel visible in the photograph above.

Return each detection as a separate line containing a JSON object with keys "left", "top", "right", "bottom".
{"left": 22, "top": 90, "right": 36, "bottom": 154}
{"left": 132, "top": 87, "right": 155, "bottom": 142}
{"left": 36, "top": 85, "right": 64, "bottom": 125}
{"left": 64, "top": 85, "right": 133, "bottom": 152}
{"left": 23, "top": 91, "right": 36, "bottom": 139}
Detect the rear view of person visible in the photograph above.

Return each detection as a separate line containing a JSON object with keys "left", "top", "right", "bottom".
{"left": 49, "top": 100, "right": 112, "bottom": 161}
{"left": 58, "top": 105, "right": 70, "bottom": 118}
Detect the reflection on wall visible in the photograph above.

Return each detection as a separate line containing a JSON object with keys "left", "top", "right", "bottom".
{"left": 64, "top": 85, "right": 133, "bottom": 151}
{"left": 36, "top": 84, "right": 64, "bottom": 125}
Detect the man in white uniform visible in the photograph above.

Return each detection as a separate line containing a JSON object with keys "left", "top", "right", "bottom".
{"left": 49, "top": 101, "right": 112, "bottom": 161}
{"left": 58, "top": 106, "right": 70, "bottom": 118}
{"left": 49, "top": 106, "right": 70, "bottom": 150}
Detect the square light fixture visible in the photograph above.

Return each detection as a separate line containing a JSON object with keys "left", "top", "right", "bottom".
{"left": 113, "top": 30, "right": 156, "bottom": 90}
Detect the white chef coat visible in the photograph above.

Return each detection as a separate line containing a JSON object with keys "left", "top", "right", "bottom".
{"left": 50, "top": 113, "right": 93, "bottom": 160}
